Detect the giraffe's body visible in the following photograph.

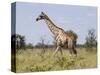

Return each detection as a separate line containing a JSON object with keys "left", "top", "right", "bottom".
{"left": 36, "top": 12, "right": 77, "bottom": 56}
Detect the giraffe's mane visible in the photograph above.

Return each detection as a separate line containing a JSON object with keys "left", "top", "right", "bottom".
{"left": 43, "top": 12, "right": 64, "bottom": 31}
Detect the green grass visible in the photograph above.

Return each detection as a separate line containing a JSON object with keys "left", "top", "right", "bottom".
{"left": 15, "top": 48, "right": 97, "bottom": 72}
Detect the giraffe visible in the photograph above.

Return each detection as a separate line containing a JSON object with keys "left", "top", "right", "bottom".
{"left": 36, "top": 12, "right": 77, "bottom": 56}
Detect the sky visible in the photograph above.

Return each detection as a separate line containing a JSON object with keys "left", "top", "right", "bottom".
{"left": 15, "top": 2, "right": 97, "bottom": 45}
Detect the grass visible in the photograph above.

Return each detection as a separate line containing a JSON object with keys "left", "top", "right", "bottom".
{"left": 15, "top": 47, "right": 97, "bottom": 73}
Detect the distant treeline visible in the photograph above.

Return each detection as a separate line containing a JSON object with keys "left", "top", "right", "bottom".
{"left": 11, "top": 29, "right": 97, "bottom": 51}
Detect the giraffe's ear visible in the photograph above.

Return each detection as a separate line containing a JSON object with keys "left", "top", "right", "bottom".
{"left": 41, "top": 12, "right": 45, "bottom": 15}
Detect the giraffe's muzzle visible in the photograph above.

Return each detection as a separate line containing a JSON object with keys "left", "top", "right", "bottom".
{"left": 36, "top": 18, "right": 39, "bottom": 21}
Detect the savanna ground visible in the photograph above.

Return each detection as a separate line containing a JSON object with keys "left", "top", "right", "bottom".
{"left": 15, "top": 47, "right": 97, "bottom": 73}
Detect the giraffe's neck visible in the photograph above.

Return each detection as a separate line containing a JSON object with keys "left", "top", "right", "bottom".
{"left": 44, "top": 17, "right": 63, "bottom": 36}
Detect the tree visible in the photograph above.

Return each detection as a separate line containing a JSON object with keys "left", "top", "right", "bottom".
{"left": 65, "top": 30, "right": 78, "bottom": 40}
{"left": 16, "top": 34, "right": 21, "bottom": 49}
{"left": 39, "top": 37, "right": 46, "bottom": 53}
{"left": 16, "top": 34, "right": 26, "bottom": 50}
{"left": 20, "top": 36, "right": 26, "bottom": 50}
{"left": 35, "top": 36, "right": 49, "bottom": 53}
{"left": 85, "top": 29, "right": 97, "bottom": 51}
{"left": 26, "top": 43, "right": 33, "bottom": 49}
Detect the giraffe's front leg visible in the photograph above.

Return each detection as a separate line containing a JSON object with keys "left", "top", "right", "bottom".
{"left": 59, "top": 48, "right": 63, "bottom": 56}
{"left": 52, "top": 46, "right": 61, "bottom": 56}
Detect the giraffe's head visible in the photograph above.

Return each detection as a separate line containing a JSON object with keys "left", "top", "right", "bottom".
{"left": 36, "top": 12, "right": 47, "bottom": 21}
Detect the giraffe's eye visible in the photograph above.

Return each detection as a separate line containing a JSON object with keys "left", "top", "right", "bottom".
{"left": 40, "top": 15, "right": 43, "bottom": 18}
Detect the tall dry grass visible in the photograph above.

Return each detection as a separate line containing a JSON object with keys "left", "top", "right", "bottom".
{"left": 15, "top": 48, "right": 97, "bottom": 72}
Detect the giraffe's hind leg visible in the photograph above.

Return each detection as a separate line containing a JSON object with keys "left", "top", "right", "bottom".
{"left": 70, "top": 47, "right": 77, "bottom": 57}
{"left": 72, "top": 48, "right": 77, "bottom": 55}
{"left": 68, "top": 39, "right": 77, "bottom": 57}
